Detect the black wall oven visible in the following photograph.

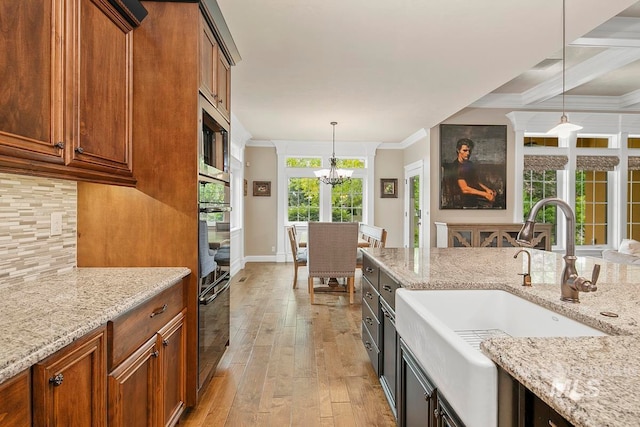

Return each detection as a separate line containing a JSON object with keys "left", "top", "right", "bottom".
{"left": 198, "top": 176, "right": 231, "bottom": 390}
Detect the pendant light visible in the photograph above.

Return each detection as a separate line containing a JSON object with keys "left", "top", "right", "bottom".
{"left": 315, "top": 121, "right": 353, "bottom": 186}
{"left": 547, "top": 0, "right": 582, "bottom": 138}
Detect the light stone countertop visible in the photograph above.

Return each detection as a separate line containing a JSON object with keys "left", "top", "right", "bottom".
{"left": 363, "top": 247, "right": 640, "bottom": 427}
{"left": 0, "top": 267, "right": 190, "bottom": 384}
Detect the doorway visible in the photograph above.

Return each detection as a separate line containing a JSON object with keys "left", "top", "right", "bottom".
{"left": 404, "top": 160, "right": 427, "bottom": 248}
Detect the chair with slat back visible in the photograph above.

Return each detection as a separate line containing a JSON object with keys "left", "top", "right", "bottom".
{"left": 307, "top": 222, "right": 359, "bottom": 304}
{"left": 287, "top": 226, "right": 307, "bottom": 288}
{"left": 356, "top": 224, "right": 387, "bottom": 269}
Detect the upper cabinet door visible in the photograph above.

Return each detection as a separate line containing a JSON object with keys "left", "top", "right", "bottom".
{"left": 216, "top": 48, "right": 230, "bottom": 120}
{"left": 0, "top": 0, "right": 65, "bottom": 163}
{"left": 200, "top": 16, "right": 218, "bottom": 105}
{"left": 66, "top": 0, "right": 134, "bottom": 178}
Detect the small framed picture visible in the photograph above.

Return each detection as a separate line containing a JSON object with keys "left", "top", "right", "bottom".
{"left": 381, "top": 178, "right": 398, "bottom": 198}
{"left": 253, "top": 180, "right": 271, "bottom": 197}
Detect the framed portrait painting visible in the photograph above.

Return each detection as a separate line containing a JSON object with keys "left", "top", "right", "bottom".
{"left": 439, "top": 124, "right": 507, "bottom": 210}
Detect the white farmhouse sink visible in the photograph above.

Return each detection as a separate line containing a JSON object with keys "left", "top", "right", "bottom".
{"left": 395, "top": 289, "right": 607, "bottom": 427}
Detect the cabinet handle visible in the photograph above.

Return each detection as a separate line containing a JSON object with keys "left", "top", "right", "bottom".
{"left": 423, "top": 390, "right": 432, "bottom": 400}
{"left": 382, "top": 284, "right": 392, "bottom": 293}
{"left": 365, "top": 317, "right": 374, "bottom": 325}
{"left": 364, "top": 341, "right": 372, "bottom": 351}
{"left": 365, "top": 267, "right": 374, "bottom": 273}
{"left": 548, "top": 421, "right": 557, "bottom": 427}
{"left": 365, "top": 292, "right": 373, "bottom": 299}
{"left": 54, "top": 141, "right": 65, "bottom": 149}
{"left": 150, "top": 303, "right": 168, "bottom": 318}
{"left": 152, "top": 350, "right": 159, "bottom": 358}
{"left": 162, "top": 339, "right": 169, "bottom": 347}
{"left": 49, "top": 373, "right": 64, "bottom": 386}
{"left": 75, "top": 147, "right": 84, "bottom": 154}
{"left": 434, "top": 408, "right": 439, "bottom": 417}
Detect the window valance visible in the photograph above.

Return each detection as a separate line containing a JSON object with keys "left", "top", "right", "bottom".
{"left": 629, "top": 157, "right": 640, "bottom": 171}
{"left": 576, "top": 156, "right": 619, "bottom": 171}
{"left": 523, "top": 155, "right": 568, "bottom": 171}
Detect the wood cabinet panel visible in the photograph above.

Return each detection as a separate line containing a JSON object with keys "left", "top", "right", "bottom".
{"left": 32, "top": 326, "right": 107, "bottom": 427}
{"left": 216, "top": 49, "right": 230, "bottom": 119}
{"left": 0, "top": 370, "right": 31, "bottom": 427}
{"left": 159, "top": 312, "right": 186, "bottom": 427}
{"left": 68, "top": 0, "right": 132, "bottom": 174}
{"left": 108, "top": 336, "right": 158, "bottom": 427}
{"left": 200, "top": 17, "right": 218, "bottom": 104}
{"left": 0, "top": 0, "right": 63, "bottom": 162}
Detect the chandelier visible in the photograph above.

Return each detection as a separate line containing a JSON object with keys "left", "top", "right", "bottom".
{"left": 315, "top": 121, "right": 353, "bottom": 186}
{"left": 547, "top": 0, "right": 582, "bottom": 138}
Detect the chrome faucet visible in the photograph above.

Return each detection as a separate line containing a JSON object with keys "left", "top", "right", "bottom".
{"left": 517, "top": 197, "right": 599, "bottom": 302}
{"left": 513, "top": 249, "right": 532, "bottom": 286}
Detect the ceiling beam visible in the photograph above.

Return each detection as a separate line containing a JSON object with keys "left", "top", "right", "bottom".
{"left": 521, "top": 47, "right": 640, "bottom": 105}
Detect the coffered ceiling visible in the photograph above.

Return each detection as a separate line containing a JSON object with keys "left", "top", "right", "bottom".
{"left": 217, "top": 0, "right": 640, "bottom": 144}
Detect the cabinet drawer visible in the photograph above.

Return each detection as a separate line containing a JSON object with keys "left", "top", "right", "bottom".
{"left": 362, "top": 298, "right": 380, "bottom": 345}
{"left": 362, "top": 255, "right": 379, "bottom": 291}
{"left": 362, "top": 278, "right": 379, "bottom": 321}
{"left": 108, "top": 280, "right": 184, "bottom": 369}
{"left": 379, "top": 270, "right": 399, "bottom": 311}
{"left": 361, "top": 323, "right": 380, "bottom": 377}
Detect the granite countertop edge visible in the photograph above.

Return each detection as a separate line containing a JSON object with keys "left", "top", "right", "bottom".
{"left": 0, "top": 267, "right": 191, "bottom": 385}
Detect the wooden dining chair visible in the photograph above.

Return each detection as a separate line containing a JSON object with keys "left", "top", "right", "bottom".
{"left": 307, "top": 222, "right": 359, "bottom": 304}
{"left": 287, "top": 226, "right": 307, "bottom": 288}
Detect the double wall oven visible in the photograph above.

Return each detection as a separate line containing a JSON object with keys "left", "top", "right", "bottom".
{"left": 198, "top": 96, "right": 232, "bottom": 390}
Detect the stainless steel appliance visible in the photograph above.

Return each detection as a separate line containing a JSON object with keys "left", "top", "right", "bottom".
{"left": 198, "top": 175, "right": 231, "bottom": 389}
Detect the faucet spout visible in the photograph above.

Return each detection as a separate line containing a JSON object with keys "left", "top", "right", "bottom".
{"left": 513, "top": 249, "right": 532, "bottom": 286}
{"left": 516, "top": 197, "right": 599, "bottom": 302}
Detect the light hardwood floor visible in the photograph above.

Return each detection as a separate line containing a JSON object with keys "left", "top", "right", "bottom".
{"left": 180, "top": 262, "right": 396, "bottom": 427}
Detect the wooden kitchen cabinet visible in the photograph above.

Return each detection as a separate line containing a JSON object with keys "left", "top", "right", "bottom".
{"left": 0, "top": 370, "right": 31, "bottom": 427}
{"left": 0, "top": 0, "right": 136, "bottom": 186}
{"left": 108, "top": 311, "right": 186, "bottom": 427}
{"left": 199, "top": 15, "right": 231, "bottom": 122}
{"left": 108, "top": 279, "right": 186, "bottom": 427}
{"left": 399, "top": 339, "right": 437, "bottom": 427}
{"left": 32, "top": 326, "right": 107, "bottom": 427}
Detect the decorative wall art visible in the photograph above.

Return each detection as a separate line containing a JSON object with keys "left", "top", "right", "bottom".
{"left": 380, "top": 178, "right": 398, "bottom": 198}
{"left": 253, "top": 180, "right": 271, "bottom": 197}
{"left": 439, "top": 124, "right": 507, "bottom": 210}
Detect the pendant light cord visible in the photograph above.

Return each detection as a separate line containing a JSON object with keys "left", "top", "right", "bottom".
{"left": 562, "top": 0, "right": 566, "bottom": 116}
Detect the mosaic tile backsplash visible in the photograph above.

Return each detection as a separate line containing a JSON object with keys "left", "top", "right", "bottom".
{"left": 0, "top": 173, "right": 77, "bottom": 286}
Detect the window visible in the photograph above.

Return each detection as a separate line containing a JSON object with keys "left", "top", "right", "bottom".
{"left": 285, "top": 156, "right": 365, "bottom": 224}
{"left": 575, "top": 170, "right": 608, "bottom": 245}
{"left": 288, "top": 177, "right": 319, "bottom": 222}
{"left": 628, "top": 170, "right": 640, "bottom": 240}
{"left": 331, "top": 179, "right": 363, "bottom": 222}
{"left": 523, "top": 170, "right": 558, "bottom": 244}
{"left": 521, "top": 136, "right": 615, "bottom": 250}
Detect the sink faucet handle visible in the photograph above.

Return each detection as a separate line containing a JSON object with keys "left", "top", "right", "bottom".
{"left": 591, "top": 263, "right": 601, "bottom": 287}
{"left": 573, "top": 264, "right": 600, "bottom": 292}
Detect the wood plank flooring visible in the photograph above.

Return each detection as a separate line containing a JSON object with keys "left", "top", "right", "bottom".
{"left": 180, "top": 262, "right": 396, "bottom": 427}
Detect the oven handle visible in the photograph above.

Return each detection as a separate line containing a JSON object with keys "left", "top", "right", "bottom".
{"left": 199, "top": 279, "right": 231, "bottom": 305}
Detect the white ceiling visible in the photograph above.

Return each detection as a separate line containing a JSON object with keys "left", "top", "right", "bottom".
{"left": 217, "top": 0, "right": 640, "bottom": 144}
